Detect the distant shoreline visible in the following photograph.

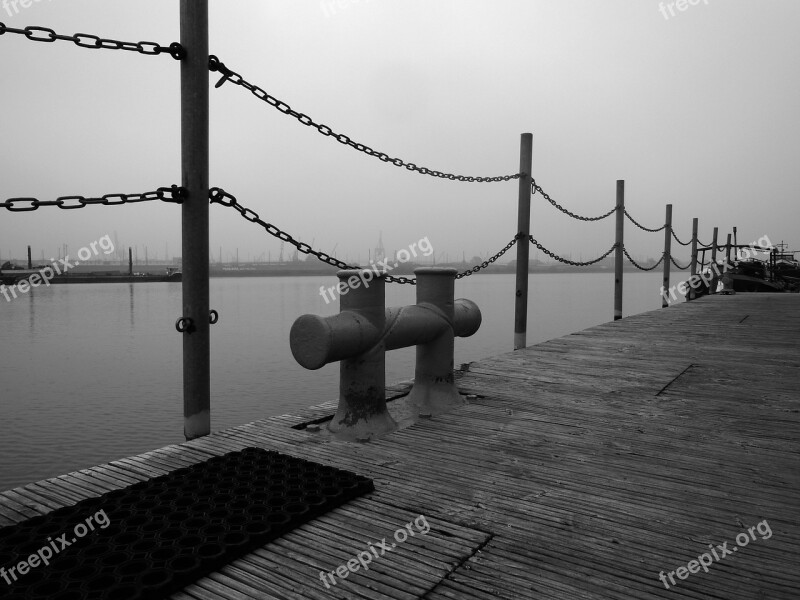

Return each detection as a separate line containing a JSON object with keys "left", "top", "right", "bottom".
{"left": 1, "top": 261, "right": 682, "bottom": 286}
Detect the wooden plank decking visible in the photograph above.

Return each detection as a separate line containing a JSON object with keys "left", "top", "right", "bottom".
{"left": 1, "top": 294, "right": 798, "bottom": 599}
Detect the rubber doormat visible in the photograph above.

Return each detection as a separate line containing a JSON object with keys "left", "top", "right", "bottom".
{"left": 0, "top": 447, "right": 374, "bottom": 600}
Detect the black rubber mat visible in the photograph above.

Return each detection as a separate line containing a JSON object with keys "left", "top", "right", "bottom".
{"left": 0, "top": 447, "right": 373, "bottom": 600}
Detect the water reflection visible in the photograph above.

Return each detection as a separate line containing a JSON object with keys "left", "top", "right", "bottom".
{"left": 129, "top": 283, "right": 135, "bottom": 328}
{"left": 28, "top": 284, "right": 35, "bottom": 332}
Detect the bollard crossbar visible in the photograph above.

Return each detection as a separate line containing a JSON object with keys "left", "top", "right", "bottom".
{"left": 290, "top": 267, "right": 481, "bottom": 441}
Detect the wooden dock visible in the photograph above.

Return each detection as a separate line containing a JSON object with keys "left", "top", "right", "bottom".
{"left": 1, "top": 294, "right": 798, "bottom": 599}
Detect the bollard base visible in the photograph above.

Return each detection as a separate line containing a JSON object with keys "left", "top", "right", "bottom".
{"left": 406, "top": 379, "right": 464, "bottom": 417}
{"left": 327, "top": 404, "right": 398, "bottom": 442}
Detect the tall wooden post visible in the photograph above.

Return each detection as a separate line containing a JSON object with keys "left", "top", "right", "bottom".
{"left": 613, "top": 180, "right": 624, "bottom": 320}
{"left": 688, "top": 218, "right": 698, "bottom": 301}
{"left": 180, "top": 1, "right": 210, "bottom": 440}
{"left": 514, "top": 133, "right": 533, "bottom": 350}
{"left": 661, "top": 204, "right": 672, "bottom": 308}
{"left": 710, "top": 227, "right": 719, "bottom": 293}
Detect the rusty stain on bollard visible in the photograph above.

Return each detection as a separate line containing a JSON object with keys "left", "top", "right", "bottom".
{"left": 290, "top": 267, "right": 481, "bottom": 441}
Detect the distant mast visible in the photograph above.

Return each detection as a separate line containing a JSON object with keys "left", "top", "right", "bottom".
{"left": 374, "top": 232, "right": 385, "bottom": 264}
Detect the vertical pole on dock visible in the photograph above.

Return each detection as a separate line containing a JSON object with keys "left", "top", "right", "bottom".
{"left": 514, "top": 133, "right": 533, "bottom": 350}
{"left": 180, "top": 0, "right": 210, "bottom": 440}
{"left": 613, "top": 180, "right": 624, "bottom": 320}
{"left": 661, "top": 204, "right": 672, "bottom": 308}
{"left": 27, "top": 246, "right": 32, "bottom": 269}
{"left": 725, "top": 234, "right": 732, "bottom": 265}
{"left": 688, "top": 218, "right": 698, "bottom": 300}
{"left": 128, "top": 248, "right": 133, "bottom": 276}
{"left": 710, "top": 227, "right": 719, "bottom": 293}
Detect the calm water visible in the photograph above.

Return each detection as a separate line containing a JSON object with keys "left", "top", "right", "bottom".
{"left": 0, "top": 271, "right": 680, "bottom": 491}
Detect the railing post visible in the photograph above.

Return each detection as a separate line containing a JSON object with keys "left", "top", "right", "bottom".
{"left": 613, "top": 180, "right": 624, "bottom": 320}
{"left": 180, "top": 0, "right": 210, "bottom": 440}
{"left": 725, "top": 233, "right": 732, "bottom": 265}
{"left": 661, "top": 204, "right": 672, "bottom": 308}
{"left": 514, "top": 133, "right": 532, "bottom": 350}
{"left": 710, "top": 227, "right": 719, "bottom": 292}
{"left": 688, "top": 218, "right": 698, "bottom": 300}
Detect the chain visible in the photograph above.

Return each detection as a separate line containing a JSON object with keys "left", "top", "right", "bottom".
{"left": 455, "top": 238, "right": 518, "bottom": 279}
{"left": 1, "top": 186, "right": 185, "bottom": 211}
{"left": 531, "top": 180, "right": 615, "bottom": 222}
{"left": 529, "top": 236, "right": 616, "bottom": 267}
{"left": 210, "top": 187, "right": 522, "bottom": 284}
{"left": 622, "top": 246, "right": 664, "bottom": 271}
{"left": 624, "top": 209, "right": 665, "bottom": 233}
{"left": 209, "top": 186, "right": 360, "bottom": 270}
{"left": 671, "top": 230, "right": 691, "bottom": 246}
{"left": 207, "top": 56, "right": 519, "bottom": 183}
{"left": 0, "top": 23, "right": 184, "bottom": 59}
{"left": 670, "top": 256, "right": 692, "bottom": 270}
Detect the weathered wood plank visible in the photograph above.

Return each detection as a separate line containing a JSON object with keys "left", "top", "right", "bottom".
{"left": 2, "top": 294, "right": 798, "bottom": 599}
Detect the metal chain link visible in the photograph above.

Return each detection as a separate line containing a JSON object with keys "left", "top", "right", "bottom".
{"left": 671, "top": 230, "right": 691, "bottom": 246}
{"left": 208, "top": 56, "right": 519, "bottom": 183}
{"left": 624, "top": 209, "right": 665, "bottom": 233}
{"left": 529, "top": 236, "right": 617, "bottom": 267}
{"left": 531, "top": 180, "right": 616, "bottom": 222}
{"left": 670, "top": 256, "right": 692, "bottom": 270}
{"left": 0, "top": 23, "right": 184, "bottom": 59}
{"left": 455, "top": 238, "right": 518, "bottom": 279}
{"left": 622, "top": 246, "right": 665, "bottom": 271}
{"left": 1, "top": 186, "right": 185, "bottom": 211}
{"left": 209, "top": 186, "right": 360, "bottom": 272}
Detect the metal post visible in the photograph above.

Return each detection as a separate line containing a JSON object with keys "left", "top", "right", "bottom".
{"left": 688, "top": 218, "right": 698, "bottom": 301}
{"left": 613, "top": 180, "right": 624, "bottom": 320}
{"left": 710, "top": 227, "right": 719, "bottom": 293}
{"left": 514, "top": 133, "right": 533, "bottom": 350}
{"left": 180, "top": 0, "right": 210, "bottom": 440}
{"left": 661, "top": 204, "right": 672, "bottom": 308}
{"left": 128, "top": 248, "right": 133, "bottom": 276}
{"left": 725, "top": 234, "right": 732, "bottom": 265}
{"left": 27, "top": 246, "right": 32, "bottom": 270}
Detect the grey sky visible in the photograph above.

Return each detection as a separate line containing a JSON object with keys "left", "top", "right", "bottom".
{"left": 2, "top": 0, "right": 798, "bottom": 265}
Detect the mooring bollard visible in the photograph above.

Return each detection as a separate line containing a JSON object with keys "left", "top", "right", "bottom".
{"left": 290, "top": 267, "right": 481, "bottom": 441}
